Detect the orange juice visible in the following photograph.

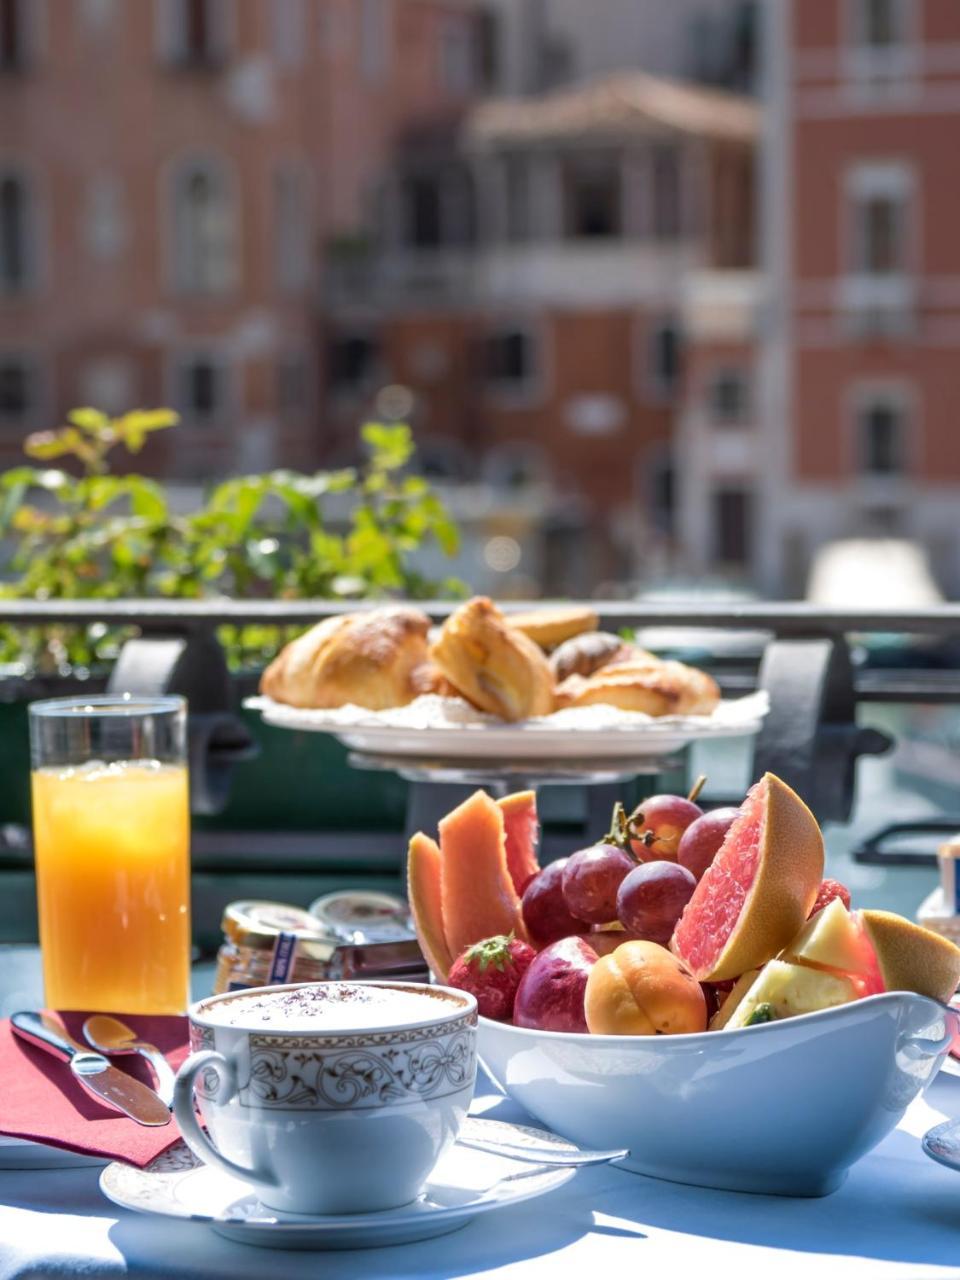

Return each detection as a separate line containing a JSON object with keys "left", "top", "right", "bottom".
{"left": 31, "top": 760, "right": 191, "bottom": 1013}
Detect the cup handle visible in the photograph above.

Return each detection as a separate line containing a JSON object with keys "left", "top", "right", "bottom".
{"left": 173, "top": 1051, "right": 279, "bottom": 1190}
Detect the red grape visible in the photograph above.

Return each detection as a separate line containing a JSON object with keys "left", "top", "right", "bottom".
{"left": 521, "top": 859, "right": 587, "bottom": 948}
{"left": 616, "top": 860, "right": 697, "bottom": 944}
{"left": 676, "top": 807, "right": 740, "bottom": 881}
{"left": 562, "top": 843, "right": 635, "bottom": 925}
{"left": 628, "top": 794, "right": 703, "bottom": 862}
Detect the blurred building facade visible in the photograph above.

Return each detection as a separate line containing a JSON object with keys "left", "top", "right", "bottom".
{"left": 0, "top": 0, "right": 485, "bottom": 477}
{"left": 3, "top": 1, "right": 956, "bottom": 599}
{"left": 754, "top": 0, "right": 960, "bottom": 597}
{"left": 324, "top": 73, "right": 757, "bottom": 593}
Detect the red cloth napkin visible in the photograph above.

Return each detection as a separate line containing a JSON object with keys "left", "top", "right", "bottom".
{"left": 0, "top": 1012, "right": 189, "bottom": 1167}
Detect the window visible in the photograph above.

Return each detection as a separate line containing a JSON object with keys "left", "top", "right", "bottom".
{"left": 170, "top": 158, "right": 238, "bottom": 294}
{"left": 277, "top": 352, "right": 310, "bottom": 414}
{"left": 440, "top": 15, "right": 474, "bottom": 95}
{"left": 503, "top": 156, "right": 530, "bottom": 242}
{"left": 405, "top": 176, "right": 442, "bottom": 249}
{"left": 0, "top": 355, "right": 34, "bottom": 423}
{"left": 649, "top": 454, "right": 675, "bottom": 536}
{"left": 651, "top": 144, "right": 682, "bottom": 240}
{"left": 328, "top": 334, "right": 379, "bottom": 392}
{"left": 483, "top": 329, "right": 536, "bottom": 391}
{"left": 272, "top": 0, "right": 305, "bottom": 69}
{"left": 0, "top": 0, "right": 27, "bottom": 69}
{"left": 83, "top": 173, "right": 127, "bottom": 261}
{"left": 359, "top": 0, "right": 389, "bottom": 85}
{"left": 711, "top": 488, "right": 752, "bottom": 567}
{"left": 274, "top": 166, "right": 310, "bottom": 293}
{"left": 0, "top": 172, "right": 32, "bottom": 294}
{"left": 648, "top": 323, "right": 682, "bottom": 398}
{"left": 859, "top": 196, "right": 901, "bottom": 273}
{"left": 859, "top": 399, "right": 905, "bottom": 475}
{"left": 476, "top": 7, "right": 499, "bottom": 90}
{"left": 848, "top": 163, "right": 911, "bottom": 277}
{"left": 708, "top": 368, "right": 749, "bottom": 424}
{"left": 159, "top": 0, "right": 229, "bottom": 69}
{"left": 857, "top": 0, "right": 902, "bottom": 49}
{"left": 176, "top": 352, "right": 229, "bottom": 423}
{"left": 565, "top": 163, "right": 621, "bottom": 240}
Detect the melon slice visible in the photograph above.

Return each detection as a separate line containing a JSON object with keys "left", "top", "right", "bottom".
{"left": 407, "top": 832, "right": 454, "bottom": 980}
{"left": 725, "top": 959, "right": 857, "bottom": 1030}
{"left": 860, "top": 909, "right": 960, "bottom": 1005}
{"left": 783, "top": 899, "right": 873, "bottom": 978}
{"left": 670, "top": 773, "right": 824, "bottom": 982}
{"left": 497, "top": 790, "right": 540, "bottom": 896}
{"left": 439, "top": 789, "right": 528, "bottom": 956}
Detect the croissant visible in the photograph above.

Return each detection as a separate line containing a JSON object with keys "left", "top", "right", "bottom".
{"left": 260, "top": 606, "right": 432, "bottom": 711}
{"left": 429, "top": 597, "right": 555, "bottom": 721}
{"left": 555, "top": 657, "right": 720, "bottom": 718}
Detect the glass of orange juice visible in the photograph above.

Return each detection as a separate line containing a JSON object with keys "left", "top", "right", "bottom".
{"left": 28, "top": 695, "right": 191, "bottom": 1014}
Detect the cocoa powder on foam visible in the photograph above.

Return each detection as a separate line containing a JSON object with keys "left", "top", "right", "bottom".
{"left": 201, "top": 983, "right": 457, "bottom": 1032}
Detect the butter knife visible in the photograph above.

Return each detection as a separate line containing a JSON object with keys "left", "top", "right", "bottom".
{"left": 11, "top": 1011, "right": 171, "bottom": 1128}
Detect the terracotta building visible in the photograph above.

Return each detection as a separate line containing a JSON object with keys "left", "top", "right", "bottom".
{"left": 0, "top": 0, "right": 486, "bottom": 477}
{"left": 324, "top": 72, "right": 759, "bottom": 589}
{"left": 752, "top": 0, "right": 960, "bottom": 597}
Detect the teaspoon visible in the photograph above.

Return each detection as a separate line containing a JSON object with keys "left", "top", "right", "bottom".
{"left": 83, "top": 1015, "right": 176, "bottom": 1110}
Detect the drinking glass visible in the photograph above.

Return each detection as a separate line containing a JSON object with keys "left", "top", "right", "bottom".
{"left": 28, "top": 695, "right": 191, "bottom": 1013}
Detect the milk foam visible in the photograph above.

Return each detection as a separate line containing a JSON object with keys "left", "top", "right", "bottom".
{"left": 202, "top": 983, "right": 455, "bottom": 1031}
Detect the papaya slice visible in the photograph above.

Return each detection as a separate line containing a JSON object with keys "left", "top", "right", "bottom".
{"left": 439, "top": 789, "right": 528, "bottom": 956}
{"left": 407, "top": 832, "right": 454, "bottom": 980}
{"left": 497, "top": 790, "right": 540, "bottom": 896}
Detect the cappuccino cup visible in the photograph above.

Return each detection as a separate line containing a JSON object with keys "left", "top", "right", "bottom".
{"left": 173, "top": 980, "right": 478, "bottom": 1215}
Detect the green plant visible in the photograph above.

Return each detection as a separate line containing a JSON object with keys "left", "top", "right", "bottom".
{"left": 0, "top": 408, "right": 464, "bottom": 672}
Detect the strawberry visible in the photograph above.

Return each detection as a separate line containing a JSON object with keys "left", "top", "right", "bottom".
{"left": 809, "top": 878, "right": 851, "bottom": 918}
{"left": 447, "top": 933, "right": 537, "bottom": 1021}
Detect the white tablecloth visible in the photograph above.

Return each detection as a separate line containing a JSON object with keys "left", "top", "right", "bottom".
{"left": 2, "top": 1069, "right": 960, "bottom": 1280}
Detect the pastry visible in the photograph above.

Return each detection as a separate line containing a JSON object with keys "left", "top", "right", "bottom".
{"left": 555, "top": 658, "right": 720, "bottom": 718}
{"left": 549, "top": 631, "right": 643, "bottom": 683}
{"left": 429, "top": 597, "right": 555, "bottom": 721}
{"left": 506, "top": 606, "right": 599, "bottom": 651}
{"left": 260, "top": 606, "right": 432, "bottom": 710}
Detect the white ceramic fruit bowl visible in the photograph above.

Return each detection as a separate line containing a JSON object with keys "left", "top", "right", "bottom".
{"left": 479, "top": 992, "right": 958, "bottom": 1197}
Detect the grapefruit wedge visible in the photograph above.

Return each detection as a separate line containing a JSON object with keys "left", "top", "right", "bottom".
{"left": 670, "top": 773, "right": 824, "bottom": 982}
{"left": 498, "top": 790, "right": 541, "bottom": 895}
{"left": 407, "top": 832, "right": 454, "bottom": 980}
{"left": 860, "top": 909, "right": 960, "bottom": 1005}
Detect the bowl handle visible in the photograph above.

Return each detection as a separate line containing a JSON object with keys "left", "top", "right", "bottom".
{"left": 897, "top": 1002, "right": 960, "bottom": 1061}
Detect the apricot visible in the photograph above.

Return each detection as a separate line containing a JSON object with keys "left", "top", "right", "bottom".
{"left": 584, "top": 940, "right": 707, "bottom": 1035}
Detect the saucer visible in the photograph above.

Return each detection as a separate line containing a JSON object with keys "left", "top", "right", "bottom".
{"left": 0, "top": 1135, "right": 107, "bottom": 1171}
{"left": 99, "top": 1118, "right": 577, "bottom": 1250}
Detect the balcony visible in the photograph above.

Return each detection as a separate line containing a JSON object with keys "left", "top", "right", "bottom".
{"left": 324, "top": 241, "right": 703, "bottom": 311}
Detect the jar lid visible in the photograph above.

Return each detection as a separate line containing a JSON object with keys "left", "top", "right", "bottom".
{"left": 308, "top": 891, "right": 413, "bottom": 944}
{"left": 222, "top": 900, "right": 336, "bottom": 951}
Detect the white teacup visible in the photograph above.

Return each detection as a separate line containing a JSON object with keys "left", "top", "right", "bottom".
{"left": 173, "top": 980, "right": 478, "bottom": 1215}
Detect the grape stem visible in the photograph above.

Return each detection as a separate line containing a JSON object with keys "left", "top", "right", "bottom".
{"left": 687, "top": 775, "right": 707, "bottom": 804}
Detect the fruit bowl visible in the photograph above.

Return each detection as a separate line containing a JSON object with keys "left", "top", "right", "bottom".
{"left": 479, "top": 992, "right": 958, "bottom": 1197}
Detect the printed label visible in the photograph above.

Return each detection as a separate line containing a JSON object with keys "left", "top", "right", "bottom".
{"left": 267, "top": 931, "right": 299, "bottom": 984}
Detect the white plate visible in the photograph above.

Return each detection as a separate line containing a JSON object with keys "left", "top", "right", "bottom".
{"left": 0, "top": 1134, "right": 107, "bottom": 1170}
{"left": 99, "top": 1117, "right": 576, "bottom": 1251}
{"left": 248, "top": 692, "right": 768, "bottom": 763}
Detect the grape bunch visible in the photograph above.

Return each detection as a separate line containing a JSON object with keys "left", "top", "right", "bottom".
{"left": 521, "top": 779, "right": 741, "bottom": 950}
